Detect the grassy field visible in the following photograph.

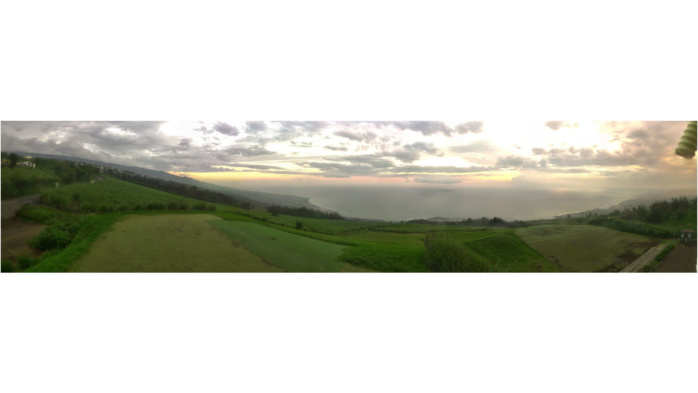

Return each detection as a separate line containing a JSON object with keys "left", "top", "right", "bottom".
{"left": 70, "top": 214, "right": 283, "bottom": 272}
{"left": 516, "top": 225, "right": 658, "bottom": 272}
{"left": 40, "top": 177, "right": 214, "bottom": 212}
{"left": 209, "top": 220, "right": 355, "bottom": 272}
{"left": 458, "top": 229, "right": 561, "bottom": 272}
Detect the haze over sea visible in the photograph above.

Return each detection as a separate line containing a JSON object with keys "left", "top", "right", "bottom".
{"left": 217, "top": 183, "right": 696, "bottom": 221}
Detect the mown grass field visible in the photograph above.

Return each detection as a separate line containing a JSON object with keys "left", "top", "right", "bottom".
{"left": 71, "top": 214, "right": 284, "bottom": 272}
{"left": 516, "top": 225, "right": 658, "bottom": 272}
{"left": 209, "top": 220, "right": 364, "bottom": 272}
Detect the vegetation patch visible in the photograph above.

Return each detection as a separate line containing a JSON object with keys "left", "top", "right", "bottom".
{"left": 460, "top": 230, "right": 561, "bottom": 272}
{"left": 516, "top": 225, "right": 658, "bottom": 272}
{"left": 209, "top": 220, "right": 349, "bottom": 272}
{"left": 39, "top": 177, "right": 215, "bottom": 213}
{"left": 423, "top": 233, "right": 492, "bottom": 272}
{"left": 69, "top": 214, "right": 282, "bottom": 272}
{"left": 640, "top": 240, "right": 678, "bottom": 272}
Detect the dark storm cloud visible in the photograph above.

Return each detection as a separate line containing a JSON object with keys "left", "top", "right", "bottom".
{"left": 179, "top": 138, "right": 192, "bottom": 148}
{"left": 627, "top": 129, "right": 649, "bottom": 139}
{"left": 334, "top": 129, "right": 378, "bottom": 142}
{"left": 454, "top": 121, "right": 484, "bottom": 134}
{"left": 496, "top": 156, "right": 526, "bottom": 167}
{"left": 391, "top": 149, "right": 421, "bottom": 163}
{"left": 216, "top": 144, "right": 275, "bottom": 159}
{"left": 243, "top": 121, "right": 331, "bottom": 143}
{"left": 403, "top": 141, "right": 438, "bottom": 154}
{"left": 366, "top": 121, "right": 483, "bottom": 136}
{"left": 244, "top": 121, "right": 268, "bottom": 133}
{"left": 213, "top": 121, "right": 240, "bottom": 136}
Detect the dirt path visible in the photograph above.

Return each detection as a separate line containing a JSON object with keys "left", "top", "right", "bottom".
{"left": 620, "top": 244, "right": 668, "bottom": 272}
{"left": 654, "top": 243, "right": 697, "bottom": 272}
{"left": 1, "top": 218, "right": 45, "bottom": 259}
{"left": 1, "top": 194, "right": 40, "bottom": 220}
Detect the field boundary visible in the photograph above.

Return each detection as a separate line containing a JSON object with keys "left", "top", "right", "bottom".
{"left": 621, "top": 244, "right": 668, "bottom": 273}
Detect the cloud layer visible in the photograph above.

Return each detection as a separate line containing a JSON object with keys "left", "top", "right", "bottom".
{"left": 1, "top": 121, "right": 694, "bottom": 191}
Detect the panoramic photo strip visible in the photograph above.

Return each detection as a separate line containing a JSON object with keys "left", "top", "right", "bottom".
{"left": 1, "top": 120, "right": 696, "bottom": 272}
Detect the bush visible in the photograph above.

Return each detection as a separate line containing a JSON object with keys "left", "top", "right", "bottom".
{"left": 423, "top": 233, "right": 492, "bottom": 272}
{"left": 589, "top": 217, "right": 675, "bottom": 238}
{"left": 16, "top": 205, "right": 68, "bottom": 224}
{"left": 147, "top": 202, "right": 165, "bottom": 210}
{"left": 2, "top": 258, "right": 16, "bottom": 273}
{"left": 17, "top": 255, "right": 40, "bottom": 270}
{"left": 29, "top": 224, "right": 74, "bottom": 251}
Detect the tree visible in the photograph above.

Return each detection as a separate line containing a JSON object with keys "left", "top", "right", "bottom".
{"left": 8, "top": 153, "right": 19, "bottom": 168}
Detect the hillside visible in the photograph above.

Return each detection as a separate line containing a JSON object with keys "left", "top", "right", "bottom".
{"left": 6, "top": 152, "right": 319, "bottom": 209}
{"left": 554, "top": 194, "right": 697, "bottom": 219}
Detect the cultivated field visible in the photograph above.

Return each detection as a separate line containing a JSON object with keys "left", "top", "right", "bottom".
{"left": 209, "top": 220, "right": 358, "bottom": 272}
{"left": 516, "top": 225, "right": 658, "bottom": 272}
{"left": 71, "top": 214, "right": 283, "bottom": 272}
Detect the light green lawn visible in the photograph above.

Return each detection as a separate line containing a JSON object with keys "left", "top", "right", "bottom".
{"left": 70, "top": 214, "right": 283, "bottom": 272}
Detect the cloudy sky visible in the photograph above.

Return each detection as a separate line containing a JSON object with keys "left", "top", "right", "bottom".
{"left": 1, "top": 120, "right": 696, "bottom": 194}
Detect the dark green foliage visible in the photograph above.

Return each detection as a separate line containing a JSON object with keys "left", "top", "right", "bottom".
{"left": 267, "top": 205, "right": 343, "bottom": 220}
{"left": 16, "top": 204, "right": 69, "bottom": 224}
{"left": 2, "top": 258, "right": 16, "bottom": 273}
{"left": 26, "top": 213, "right": 122, "bottom": 272}
{"left": 606, "top": 196, "right": 696, "bottom": 229}
{"left": 589, "top": 217, "right": 676, "bottom": 238}
{"left": 29, "top": 222, "right": 77, "bottom": 251}
{"left": 17, "top": 255, "right": 40, "bottom": 270}
{"left": 295, "top": 220, "right": 304, "bottom": 230}
{"left": 2, "top": 167, "right": 61, "bottom": 199}
{"left": 423, "top": 233, "right": 492, "bottom": 272}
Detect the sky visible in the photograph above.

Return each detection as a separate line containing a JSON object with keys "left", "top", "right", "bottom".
{"left": 1, "top": 120, "right": 696, "bottom": 196}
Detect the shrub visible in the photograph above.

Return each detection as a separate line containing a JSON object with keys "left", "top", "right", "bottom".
{"left": 423, "top": 233, "right": 492, "bottom": 272}
{"left": 2, "top": 258, "right": 16, "bottom": 273}
{"left": 147, "top": 202, "right": 165, "bottom": 210}
{"left": 17, "top": 255, "right": 40, "bottom": 270}
{"left": 167, "top": 201, "right": 179, "bottom": 210}
{"left": 29, "top": 222, "right": 77, "bottom": 252}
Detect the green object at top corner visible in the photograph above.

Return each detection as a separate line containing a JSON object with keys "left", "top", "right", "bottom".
{"left": 675, "top": 121, "right": 697, "bottom": 159}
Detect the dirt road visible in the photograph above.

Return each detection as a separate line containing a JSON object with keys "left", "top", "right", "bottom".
{"left": 654, "top": 243, "right": 697, "bottom": 272}
{"left": 1, "top": 194, "right": 40, "bottom": 220}
{"left": 620, "top": 244, "right": 668, "bottom": 272}
{"left": 1, "top": 218, "right": 45, "bottom": 259}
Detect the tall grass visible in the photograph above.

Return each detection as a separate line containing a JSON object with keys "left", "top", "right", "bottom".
{"left": 423, "top": 233, "right": 493, "bottom": 272}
